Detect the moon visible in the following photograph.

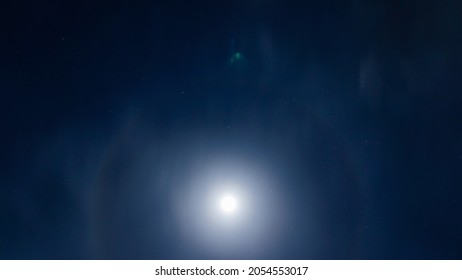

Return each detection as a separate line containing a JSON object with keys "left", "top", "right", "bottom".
{"left": 220, "top": 196, "right": 237, "bottom": 213}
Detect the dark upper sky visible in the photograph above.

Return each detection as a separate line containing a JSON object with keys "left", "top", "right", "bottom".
{"left": 1, "top": 0, "right": 461, "bottom": 259}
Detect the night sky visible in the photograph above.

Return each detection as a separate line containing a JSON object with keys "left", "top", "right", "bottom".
{"left": 1, "top": 0, "right": 462, "bottom": 259}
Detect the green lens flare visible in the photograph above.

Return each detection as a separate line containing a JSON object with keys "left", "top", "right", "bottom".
{"left": 229, "top": 52, "right": 243, "bottom": 64}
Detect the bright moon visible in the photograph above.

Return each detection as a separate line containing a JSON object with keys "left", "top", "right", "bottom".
{"left": 220, "top": 196, "right": 237, "bottom": 213}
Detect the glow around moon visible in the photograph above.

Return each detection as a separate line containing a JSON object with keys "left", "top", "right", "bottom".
{"left": 172, "top": 149, "right": 292, "bottom": 258}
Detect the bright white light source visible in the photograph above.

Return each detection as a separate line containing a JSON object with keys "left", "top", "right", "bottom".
{"left": 220, "top": 196, "right": 237, "bottom": 213}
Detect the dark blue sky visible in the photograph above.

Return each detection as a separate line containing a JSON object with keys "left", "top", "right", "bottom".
{"left": 1, "top": 0, "right": 461, "bottom": 259}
